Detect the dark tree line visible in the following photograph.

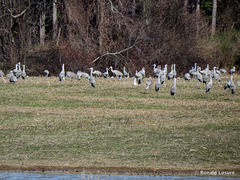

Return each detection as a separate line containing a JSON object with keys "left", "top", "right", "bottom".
{"left": 0, "top": 0, "right": 240, "bottom": 76}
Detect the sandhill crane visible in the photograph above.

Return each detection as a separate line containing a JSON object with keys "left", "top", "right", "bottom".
{"left": 133, "top": 77, "right": 138, "bottom": 86}
{"left": 196, "top": 67, "right": 203, "bottom": 82}
{"left": 44, "top": 70, "right": 49, "bottom": 79}
{"left": 168, "top": 64, "right": 174, "bottom": 80}
{"left": 224, "top": 79, "right": 231, "bottom": 90}
{"left": 205, "top": 75, "right": 212, "bottom": 93}
{"left": 77, "top": 71, "right": 89, "bottom": 79}
{"left": 160, "top": 71, "right": 167, "bottom": 85}
{"left": 202, "top": 71, "right": 208, "bottom": 84}
{"left": 155, "top": 73, "right": 161, "bottom": 93}
{"left": 145, "top": 78, "right": 153, "bottom": 93}
{"left": 220, "top": 68, "right": 227, "bottom": 75}
{"left": 123, "top": 66, "right": 129, "bottom": 78}
{"left": 189, "top": 63, "right": 197, "bottom": 76}
{"left": 0, "top": 70, "right": 6, "bottom": 83}
{"left": 6, "top": 70, "right": 14, "bottom": 79}
{"left": 92, "top": 70, "right": 102, "bottom": 77}
{"left": 229, "top": 67, "right": 235, "bottom": 74}
{"left": 153, "top": 64, "right": 161, "bottom": 77}
{"left": 10, "top": 75, "right": 17, "bottom": 84}
{"left": 229, "top": 75, "right": 236, "bottom": 94}
{"left": 184, "top": 73, "right": 191, "bottom": 81}
{"left": 109, "top": 66, "right": 123, "bottom": 79}
{"left": 66, "top": 71, "right": 79, "bottom": 80}
{"left": 139, "top": 67, "right": 146, "bottom": 80}
{"left": 170, "top": 77, "right": 177, "bottom": 96}
{"left": 13, "top": 63, "right": 18, "bottom": 77}
{"left": 21, "top": 65, "right": 27, "bottom": 79}
{"left": 212, "top": 66, "right": 221, "bottom": 82}
{"left": 89, "top": 67, "right": 96, "bottom": 88}
{"left": 59, "top": 64, "right": 65, "bottom": 81}
{"left": 103, "top": 68, "right": 109, "bottom": 78}
{"left": 135, "top": 70, "right": 143, "bottom": 85}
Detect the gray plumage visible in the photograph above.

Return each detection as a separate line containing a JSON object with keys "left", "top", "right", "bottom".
{"left": 229, "top": 67, "right": 235, "bottom": 74}
{"left": 103, "top": 68, "right": 109, "bottom": 78}
{"left": 59, "top": 64, "right": 65, "bottom": 81}
{"left": 170, "top": 77, "right": 177, "bottom": 96}
{"left": 184, "top": 73, "right": 190, "bottom": 81}
{"left": 224, "top": 80, "right": 231, "bottom": 90}
{"left": 44, "top": 70, "right": 49, "bottom": 79}
{"left": 220, "top": 68, "right": 227, "bottom": 75}
{"left": 202, "top": 72, "right": 208, "bottom": 84}
{"left": 237, "top": 81, "right": 240, "bottom": 87}
{"left": 205, "top": 75, "right": 212, "bottom": 93}
{"left": 21, "top": 65, "right": 27, "bottom": 79}
{"left": 139, "top": 67, "right": 146, "bottom": 80}
{"left": 77, "top": 71, "right": 89, "bottom": 79}
{"left": 6, "top": 71, "right": 14, "bottom": 79}
{"left": 92, "top": 70, "right": 102, "bottom": 77}
{"left": 229, "top": 75, "right": 236, "bottom": 94}
{"left": 135, "top": 70, "right": 143, "bottom": 85}
{"left": 0, "top": 70, "right": 6, "bottom": 83}
{"left": 10, "top": 75, "right": 17, "bottom": 84}
{"left": 109, "top": 66, "right": 123, "bottom": 79}
{"left": 66, "top": 71, "right": 79, "bottom": 79}
{"left": 89, "top": 67, "right": 96, "bottom": 88}
{"left": 155, "top": 73, "right": 161, "bottom": 92}
{"left": 145, "top": 78, "right": 153, "bottom": 93}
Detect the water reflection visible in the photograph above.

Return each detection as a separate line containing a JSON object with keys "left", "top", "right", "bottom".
{"left": 0, "top": 172, "right": 237, "bottom": 180}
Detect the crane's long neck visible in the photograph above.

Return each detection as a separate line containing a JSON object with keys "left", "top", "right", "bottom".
{"left": 174, "top": 78, "right": 176, "bottom": 86}
{"left": 23, "top": 65, "right": 25, "bottom": 72}
{"left": 90, "top": 68, "right": 93, "bottom": 77}
{"left": 62, "top": 64, "right": 65, "bottom": 72}
{"left": 157, "top": 74, "right": 161, "bottom": 83}
{"left": 18, "top": 62, "right": 21, "bottom": 71}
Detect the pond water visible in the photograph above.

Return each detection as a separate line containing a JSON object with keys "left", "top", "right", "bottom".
{"left": 0, "top": 172, "right": 238, "bottom": 180}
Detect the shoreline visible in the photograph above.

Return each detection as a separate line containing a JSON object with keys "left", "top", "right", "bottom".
{"left": 0, "top": 165, "right": 239, "bottom": 177}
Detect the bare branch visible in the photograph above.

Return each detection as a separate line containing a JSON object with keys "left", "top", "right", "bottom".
{"left": 92, "top": 42, "right": 140, "bottom": 63}
{"left": 8, "top": 0, "right": 31, "bottom": 19}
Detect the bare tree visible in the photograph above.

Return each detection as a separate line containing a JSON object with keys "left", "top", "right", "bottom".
{"left": 211, "top": 0, "right": 217, "bottom": 37}
{"left": 53, "top": 0, "right": 58, "bottom": 40}
{"left": 40, "top": 0, "right": 46, "bottom": 45}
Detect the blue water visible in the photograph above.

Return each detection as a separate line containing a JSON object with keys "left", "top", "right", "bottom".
{"left": 0, "top": 172, "right": 238, "bottom": 180}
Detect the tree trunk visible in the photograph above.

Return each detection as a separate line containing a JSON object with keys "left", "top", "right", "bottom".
{"left": 53, "top": 0, "right": 58, "bottom": 40}
{"left": 196, "top": 0, "right": 200, "bottom": 37}
{"left": 98, "top": 0, "right": 105, "bottom": 54}
{"left": 211, "top": 0, "right": 217, "bottom": 38}
{"left": 40, "top": 0, "right": 46, "bottom": 45}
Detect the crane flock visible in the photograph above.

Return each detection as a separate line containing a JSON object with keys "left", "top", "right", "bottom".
{"left": 0, "top": 62, "right": 239, "bottom": 96}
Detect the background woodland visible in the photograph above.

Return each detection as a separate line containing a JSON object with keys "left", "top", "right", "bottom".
{"left": 0, "top": 0, "right": 240, "bottom": 76}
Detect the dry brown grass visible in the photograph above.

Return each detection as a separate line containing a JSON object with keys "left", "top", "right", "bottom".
{"left": 0, "top": 75, "right": 239, "bottom": 174}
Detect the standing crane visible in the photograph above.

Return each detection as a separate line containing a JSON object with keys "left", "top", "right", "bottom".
{"left": 170, "top": 77, "right": 177, "bottom": 96}
{"left": 155, "top": 73, "right": 161, "bottom": 93}
{"left": 229, "top": 75, "right": 236, "bottom": 94}
{"left": 89, "top": 67, "right": 96, "bottom": 88}
{"left": 109, "top": 66, "right": 123, "bottom": 79}
{"left": 59, "top": 64, "right": 65, "bottom": 81}
{"left": 21, "top": 65, "right": 27, "bottom": 79}
{"left": 205, "top": 75, "right": 213, "bottom": 93}
{"left": 145, "top": 78, "right": 153, "bottom": 93}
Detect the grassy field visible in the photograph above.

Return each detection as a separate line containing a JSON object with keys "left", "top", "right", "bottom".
{"left": 0, "top": 75, "right": 239, "bottom": 175}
